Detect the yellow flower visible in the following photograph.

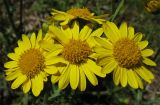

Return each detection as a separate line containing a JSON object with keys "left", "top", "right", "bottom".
{"left": 145, "top": 0, "right": 160, "bottom": 13}
{"left": 4, "top": 30, "right": 59, "bottom": 96}
{"left": 42, "top": 21, "right": 106, "bottom": 91}
{"left": 94, "top": 21, "right": 156, "bottom": 89}
{"left": 50, "top": 7, "right": 107, "bottom": 25}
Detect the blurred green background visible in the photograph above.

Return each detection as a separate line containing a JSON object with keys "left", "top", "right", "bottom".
{"left": 0, "top": 0, "right": 160, "bottom": 105}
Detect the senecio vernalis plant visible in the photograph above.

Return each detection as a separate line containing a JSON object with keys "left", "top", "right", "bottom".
{"left": 4, "top": 7, "right": 156, "bottom": 96}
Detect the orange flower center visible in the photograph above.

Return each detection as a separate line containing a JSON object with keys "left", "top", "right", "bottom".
{"left": 19, "top": 48, "right": 45, "bottom": 78}
{"left": 62, "top": 39, "right": 92, "bottom": 64}
{"left": 67, "top": 8, "right": 93, "bottom": 18}
{"left": 113, "top": 38, "right": 141, "bottom": 68}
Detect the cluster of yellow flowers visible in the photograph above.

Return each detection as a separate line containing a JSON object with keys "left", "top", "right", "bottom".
{"left": 145, "top": 0, "right": 160, "bottom": 13}
{"left": 4, "top": 7, "right": 156, "bottom": 96}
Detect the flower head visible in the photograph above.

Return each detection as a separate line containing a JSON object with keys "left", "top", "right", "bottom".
{"left": 4, "top": 30, "right": 59, "bottom": 96}
{"left": 50, "top": 7, "right": 107, "bottom": 25}
{"left": 145, "top": 0, "right": 160, "bottom": 13}
{"left": 94, "top": 21, "right": 156, "bottom": 89}
{"left": 42, "top": 21, "right": 106, "bottom": 91}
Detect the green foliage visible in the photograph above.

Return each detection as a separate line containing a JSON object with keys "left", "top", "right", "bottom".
{"left": 0, "top": 0, "right": 160, "bottom": 105}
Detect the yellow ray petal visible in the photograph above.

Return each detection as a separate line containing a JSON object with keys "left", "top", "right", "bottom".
{"left": 94, "top": 36, "right": 113, "bottom": 49}
{"left": 32, "top": 75, "right": 43, "bottom": 96}
{"left": 44, "top": 31, "right": 53, "bottom": 41}
{"left": 49, "top": 25, "right": 69, "bottom": 44}
{"left": 39, "top": 39, "right": 62, "bottom": 51}
{"left": 46, "top": 49, "right": 62, "bottom": 59}
{"left": 141, "top": 49, "right": 154, "bottom": 57}
{"left": 11, "top": 74, "right": 27, "bottom": 89}
{"left": 90, "top": 18, "right": 105, "bottom": 24}
{"left": 22, "top": 79, "right": 31, "bottom": 93}
{"left": 138, "top": 41, "right": 148, "bottom": 50}
{"left": 88, "top": 53, "right": 98, "bottom": 60}
{"left": 79, "top": 66, "right": 86, "bottom": 91}
{"left": 134, "top": 33, "right": 143, "bottom": 42}
{"left": 17, "top": 40, "right": 30, "bottom": 51}
{"left": 103, "top": 21, "right": 120, "bottom": 43}
{"left": 102, "top": 60, "right": 117, "bottom": 74}
{"left": 52, "top": 9, "right": 66, "bottom": 14}
{"left": 94, "top": 46, "right": 109, "bottom": 53}
{"left": 141, "top": 66, "right": 154, "bottom": 80}
{"left": 79, "top": 24, "right": 92, "bottom": 41}
{"left": 17, "top": 40, "right": 23, "bottom": 48}
{"left": 40, "top": 72, "right": 48, "bottom": 82}
{"left": 30, "top": 32, "right": 36, "bottom": 48}
{"left": 71, "top": 21, "right": 79, "bottom": 40}
{"left": 70, "top": 65, "right": 79, "bottom": 89}
{"left": 5, "top": 68, "right": 18, "bottom": 75}
{"left": 58, "top": 66, "right": 67, "bottom": 74}
{"left": 86, "top": 28, "right": 103, "bottom": 47}
{"left": 94, "top": 46, "right": 112, "bottom": 58}
{"left": 119, "top": 22, "right": 127, "bottom": 38}
{"left": 133, "top": 72, "right": 144, "bottom": 89}
{"left": 98, "top": 57, "right": 114, "bottom": 66}
{"left": 90, "top": 28, "right": 103, "bottom": 37}
{"left": 58, "top": 66, "right": 70, "bottom": 90}
{"left": 51, "top": 75, "right": 60, "bottom": 84}
{"left": 86, "top": 37, "right": 96, "bottom": 48}
{"left": 53, "top": 14, "right": 66, "bottom": 20}
{"left": 61, "top": 25, "right": 72, "bottom": 39}
{"left": 128, "top": 26, "right": 134, "bottom": 39}
{"left": 44, "top": 66, "right": 58, "bottom": 74}
{"left": 4, "top": 61, "right": 18, "bottom": 68}
{"left": 60, "top": 18, "right": 70, "bottom": 26}
{"left": 127, "top": 70, "right": 138, "bottom": 89}
{"left": 107, "top": 21, "right": 121, "bottom": 38}
{"left": 22, "top": 34, "right": 31, "bottom": 49}
{"left": 35, "top": 29, "right": 42, "bottom": 48}
{"left": 7, "top": 53, "right": 19, "bottom": 61}
{"left": 14, "top": 47, "right": 24, "bottom": 56}
{"left": 6, "top": 70, "right": 21, "bottom": 81}
{"left": 86, "top": 59, "right": 106, "bottom": 77}
{"left": 142, "top": 57, "right": 156, "bottom": 66}
{"left": 120, "top": 68, "right": 127, "bottom": 87}
{"left": 39, "top": 37, "right": 52, "bottom": 48}
{"left": 82, "top": 64, "right": 98, "bottom": 86}
{"left": 45, "top": 56, "right": 68, "bottom": 65}
{"left": 113, "top": 67, "right": 121, "bottom": 86}
{"left": 135, "top": 68, "right": 151, "bottom": 83}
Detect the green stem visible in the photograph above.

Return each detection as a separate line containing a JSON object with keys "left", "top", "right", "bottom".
{"left": 111, "top": 0, "right": 124, "bottom": 21}
{"left": 154, "top": 47, "right": 160, "bottom": 62}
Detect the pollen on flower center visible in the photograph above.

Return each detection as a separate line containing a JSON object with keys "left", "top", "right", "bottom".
{"left": 113, "top": 38, "right": 141, "bottom": 68}
{"left": 62, "top": 39, "right": 92, "bottom": 64}
{"left": 19, "top": 48, "right": 45, "bottom": 78}
{"left": 67, "top": 8, "right": 92, "bottom": 18}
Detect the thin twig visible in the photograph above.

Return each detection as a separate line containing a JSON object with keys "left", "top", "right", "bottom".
{"left": 3, "top": 0, "right": 18, "bottom": 35}
{"left": 19, "top": 0, "right": 23, "bottom": 37}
